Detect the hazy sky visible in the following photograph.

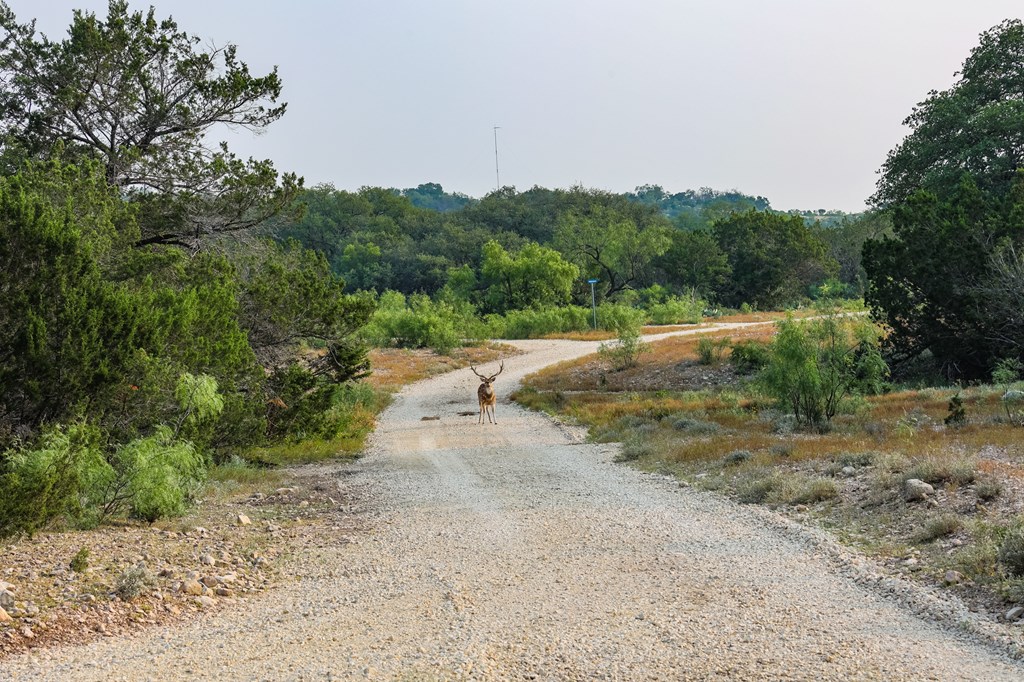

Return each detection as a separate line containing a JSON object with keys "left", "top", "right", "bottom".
{"left": 5, "top": 1, "right": 1023, "bottom": 211}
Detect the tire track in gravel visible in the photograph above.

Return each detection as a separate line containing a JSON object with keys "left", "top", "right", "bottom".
{"left": 3, "top": 329, "right": 1024, "bottom": 681}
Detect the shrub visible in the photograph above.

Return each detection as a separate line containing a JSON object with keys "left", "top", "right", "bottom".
{"left": 599, "top": 325, "right": 650, "bottom": 371}
{"left": 998, "top": 526, "right": 1024, "bottom": 577}
{"left": 615, "top": 437, "right": 653, "bottom": 463}
{"left": 904, "top": 456, "right": 977, "bottom": 487}
{"left": 668, "top": 416, "right": 721, "bottom": 435}
{"left": 498, "top": 306, "right": 592, "bottom": 338}
{"left": 111, "top": 427, "right": 207, "bottom": 522}
{"left": 735, "top": 474, "right": 778, "bottom": 504}
{"left": 788, "top": 478, "right": 840, "bottom": 505}
{"left": 596, "top": 303, "right": 646, "bottom": 333}
{"left": 0, "top": 423, "right": 113, "bottom": 536}
{"left": 975, "top": 478, "right": 1003, "bottom": 502}
{"left": 729, "top": 340, "right": 771, "bottom": 373}
{"left": 696, "top": 336, "right": 730, "bottom": 365}
{"left": 915, "top": 514, "right": 962, "bottom": 543}
{"left": 646, "top": 293, "right": 706, "bottom": 325}
{"left": 836, "top": 451, "right": 876, "bottom": 468}
{"left": 723, "top": 450, "right": 752, "bottom": 466}
{"left": 70, "top": 547, "right": 90, "bottom": 573}
{"left": 757, "top": 313, "right": 888, "bottom": 427}
{"left": 944, "top": 392, "right": 967, "bottom": 427}
{"left": 362, "top": 292, "right": 461, "bottom": 352}
{"left": 115, "top": 564, "right": 155, "bottom": 601}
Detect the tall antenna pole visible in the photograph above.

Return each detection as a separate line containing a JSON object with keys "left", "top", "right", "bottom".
{"left": 493, "top": 125, "right": 501, "bottom": 190}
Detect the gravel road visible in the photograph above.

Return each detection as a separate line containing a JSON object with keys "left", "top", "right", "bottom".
{"left": 4, "top": 330, "right": 1024, "bottom": 681}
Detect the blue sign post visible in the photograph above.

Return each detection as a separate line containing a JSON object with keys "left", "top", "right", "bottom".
{"left": 587, "top": 279, "right": 599, "bottom": 329}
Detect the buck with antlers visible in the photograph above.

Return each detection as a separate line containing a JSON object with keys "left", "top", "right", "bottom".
{"left": 470, "top": 361, "right": 504, "bottom": 424}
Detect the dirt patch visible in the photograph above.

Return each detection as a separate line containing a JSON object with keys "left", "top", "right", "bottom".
{"left": 0, "top": 465, "right": 368, "bottom": 660}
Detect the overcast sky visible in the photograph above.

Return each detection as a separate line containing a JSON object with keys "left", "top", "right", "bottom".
{"left": 5, "top": 0, "right": 1023, "bottom": 211}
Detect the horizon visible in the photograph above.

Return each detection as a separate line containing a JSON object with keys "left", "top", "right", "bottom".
{"left": 4, "top": 0, "right": 1022, "bottom": 213}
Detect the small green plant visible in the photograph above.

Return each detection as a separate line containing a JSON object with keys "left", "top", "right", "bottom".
{"left": 914, "top": 514, "right": 962, "bottom": 543}
{"left": 944, "top": 392, "right": 967, "bottom": 427}
{"left": 696, "top": 336, "right": 730, "bottom": 365}
{"left": 975, "top": 478, "right": 1003, "bottom": 502}
{"left": 905, "top": 456, "right": 977, "bottom": 487}
{"left": 115, "top": 564, "right": 155, "bottom": 601}
{"left": 668, "top": 416, "right": 721, "bottom": 435}
{"left": 723, "top": 449, "right": 752, "bottom": 466}
{"left": 787, "top": 477, "right": 840, "bottom": 505}
{"left": 836, "top": 451, "right": 876, "bottom": 469}
{"left": 614, "top": 437, "right": 653, "bottom": 463}
{"left": 599, "top": 325, "right": 650, "bottom": 371}
{"left": 729, "top": 340, "right": 771, "bottom": 373}
{"left": 998, "top": 526, "right": 1024, "bottom": 577}
{"left": 757, "top": 313, "right": 888, "bottom": 427}
{"left": 735, "top": 474, "right": 778, "bottom": 504}
{"left": 70, "top": 547, "right": 90, "bottom": 573}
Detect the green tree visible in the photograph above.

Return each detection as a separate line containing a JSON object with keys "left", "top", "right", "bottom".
{"left": 478, "top": 240, "right": 579, "bottom": 312}
{"left": 864, "top": 178, "right": 1017, "bottom": 377}
{"left": 653, "top": 228, "right": 731, "bottom": 297}
{"left": 758, "top": 314, "right": 887, "bottom": 427}
{"left": 554, "top": 205, "right": 671, "bottom": 299}
{"left": 817, "top": 211, "right": 892, "bottom": 297}
{"left": 712, "top": 210, "right": 836, "bottom": 309}
{"left": 235, "top": 240, "right": 373, "bottom": 383}
{"left": 872, "top": 19, "right": 1024, "bottom": 207}
{"left": 0, "top": 0, "right": 300, "bottom": 248}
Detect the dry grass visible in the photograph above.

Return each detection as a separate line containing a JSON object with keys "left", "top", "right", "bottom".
{"left": 366, "top": 343, "right": 514, "bottom": 392}
{"left": 514, "top": 323, "right": 1024, "bottom": 616}
{"left": 540, "top": 330, "right": 617, "bottom": 341}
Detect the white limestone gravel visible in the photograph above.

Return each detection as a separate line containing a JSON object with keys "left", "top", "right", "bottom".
{"left": 4, "top": 330, "right": 1024, "bottom": 681}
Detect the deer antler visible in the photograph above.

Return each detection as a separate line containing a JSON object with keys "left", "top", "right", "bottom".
{"left": 490, "top": 360, "right": 504, "bottom": 380}
{"left": 469, "top": 364, "right": 487, "bottom": 380}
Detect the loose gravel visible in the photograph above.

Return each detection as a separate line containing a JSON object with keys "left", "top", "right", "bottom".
{"left": 4, "top": 331, "right": 1024, "bottom": 681}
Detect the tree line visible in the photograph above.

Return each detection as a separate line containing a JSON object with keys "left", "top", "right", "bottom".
{"left": 273, "top": 181, "right": 876, "bottom": 314}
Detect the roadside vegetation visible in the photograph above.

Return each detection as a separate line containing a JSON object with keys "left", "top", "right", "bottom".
{"left": 514, "top": 313, "right": 1024, "bottom": 614}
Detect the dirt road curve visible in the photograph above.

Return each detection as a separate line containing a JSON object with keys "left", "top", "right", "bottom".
{"left": 4, "top": 328, "right": 1024, "bottom": 681}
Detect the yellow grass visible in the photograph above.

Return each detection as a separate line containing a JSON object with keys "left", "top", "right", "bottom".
{"left": 366, "top": 343, "right": 514, "bottom": 392}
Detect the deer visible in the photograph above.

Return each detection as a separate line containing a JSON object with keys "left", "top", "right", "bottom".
{"left": 470, "top": 361, "right": 504, "bottom": 424}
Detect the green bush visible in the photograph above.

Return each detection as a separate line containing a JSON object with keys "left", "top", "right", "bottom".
{"left": 757, "top": 313, "right": 888, "bottom": 426}
{"left": 362, "top": 291, "right": 461, "bottom": 352}
{"left": 729, "top": 340, "right": 771, "bottom": 374}
{"left": 499, "top": 306, "right": 592, "bottom": 338}
{"left": 915, "top": 514, "right": 962, "bottom": 543}
{"left": 667, "top": 415, "right": 721, "bottom": 434}
{"left": 646, "top": 293, "right": 706, "bottom": 325}
{"left": 723, "top": 450, "right": 752, "bottom": 465}
{"left": 70, "top": 547, "right": 90, "bottom": 573}
{"left": 0, "top": 420, "right": 209, "bottom": 536}
{"left": 112, "top": 427, "right": 207, "bottom": 522}
{"left": 904, "top": 456, "right": 977, "bottom": 487}
{"left": 736, "top": 474, "right": 778, "bottom": 504}
{"left": 696, "top": 336, "right": 730, "bottom": 365}
{"left": 836, "top": 451, "right": 877, "bottom": 468}
{"left": 975, "top": 477, "right": 1003, "bottom": 501}
{"left": 615, "top": 437, "right": 654, "bottom": 462}
{"left": 596, "top": 303, "right": 646, "bottom": 333}
{"left": 0, "top": 423, "right": 113, "bottom": 536}
{"left": 998, "top": 526, "right": 1024, "bottom": 577}
{"left": 115, "top": 564, "right": 155, "bottom": 601}
{"left": 787, "top": 477, "right": 840, "bottom": 505}
{"left": 599, "top": 325, "right": 649, "bottom": 371}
